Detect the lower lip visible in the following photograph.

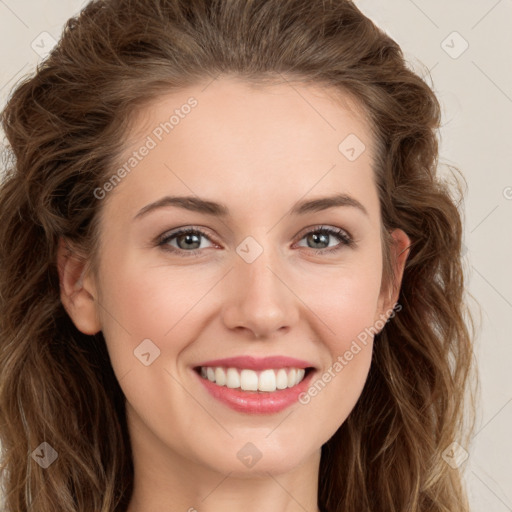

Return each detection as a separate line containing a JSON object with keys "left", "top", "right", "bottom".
{"left": 193, "top": 368, "right": 315, "bottom": 414}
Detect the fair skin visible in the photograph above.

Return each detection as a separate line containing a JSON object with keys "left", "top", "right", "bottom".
{"left": 58, "top": 76, "right": 410, "bottom": 512}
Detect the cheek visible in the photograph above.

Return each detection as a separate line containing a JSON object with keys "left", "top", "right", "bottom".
{"left": 321, "top": 278, "right": 380, "bottom": 329}
{"left": 294, "top": 258, "right": 382, "bottom": 403}
{"left": 294, "top": 270, "right": 381, "bottom": 430}
{"left": 96, "top": 250, "right": 208, "bottom": 335}
{"left": 310, "top": 273, "right": 378, "bottom": 381}
{"left": 94, "top": 253, "right": 225, "bottom": 383}
{"left": 298, "top": 255, "right": 383, "bottom": 346}
{"left": 93, "top": 258, "right": 204, "bottom": 429}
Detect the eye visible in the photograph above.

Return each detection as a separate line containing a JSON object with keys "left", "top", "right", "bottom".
{"left": 156, "top": 224, "right": 354, "bottom": 257}
{"left": 157, "top": 227, "right": 215, "bottom": 257}
{"left": 294, "top": 225, "right": 354, "bottom": 254}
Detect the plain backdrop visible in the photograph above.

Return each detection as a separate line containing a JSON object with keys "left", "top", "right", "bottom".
{"left": 0, "top": 1, "right": 511, "bottom": 510}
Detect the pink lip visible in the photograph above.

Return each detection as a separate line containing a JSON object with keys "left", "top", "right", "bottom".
{"left": 194, "top": 355, "right": 315, "bottom": 371}
{"left": 193, "top": 367, "right": 316, "bottom": 414}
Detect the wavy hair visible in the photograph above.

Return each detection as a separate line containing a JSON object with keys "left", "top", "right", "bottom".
{"left": 0, "top": 0, "right": 477, "bottom": 510}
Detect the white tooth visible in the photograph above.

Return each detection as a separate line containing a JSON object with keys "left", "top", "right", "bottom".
{"left": 206, "top": 367, "right": 216, "bottom": 382}
{"left": 295, "top": 368, "right": 306, "bottom": 385}
{"left": 200, "top": 367, "right": 207, "bottom": 378}
{"left": 226, "top": 367, "right": 241, "bottom": 389}
{"left": 240, "top": 369, "right": 259, "bottom": 391}
{"left": 258, "top": 369, "right": 277, "bottom": 392}
{"left": 287, "top": 368, "right": 297, "bottom": 388}
{"left": 276, "top": 369, "right": 288, "bottom": 389}
{"left": 215, "top": 367, "right": 226, "bottom": 386}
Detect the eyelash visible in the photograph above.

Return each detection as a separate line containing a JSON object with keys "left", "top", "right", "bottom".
{"left": 156, "top": 225, "right": 354, "bottom": 257}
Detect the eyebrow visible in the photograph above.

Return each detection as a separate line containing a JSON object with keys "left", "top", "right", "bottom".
{"left": 133, "top": 193, "right": 369, "bottom": 220}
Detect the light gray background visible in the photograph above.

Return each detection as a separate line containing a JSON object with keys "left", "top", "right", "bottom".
{"left": 0, "top": 1, "right": 511, "bottom": 510}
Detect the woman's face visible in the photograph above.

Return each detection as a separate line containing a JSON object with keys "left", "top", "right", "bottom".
{"left": 63, "top": 76, "right": 409, "bottom": 477}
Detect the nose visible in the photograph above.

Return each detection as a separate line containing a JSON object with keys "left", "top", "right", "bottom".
{"left": 220, "top": 244, "right": 300, "bottom": 339}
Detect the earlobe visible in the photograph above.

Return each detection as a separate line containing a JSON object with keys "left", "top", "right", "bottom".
{"left": 56, "top": 237, "right": 101, "bottom": 335}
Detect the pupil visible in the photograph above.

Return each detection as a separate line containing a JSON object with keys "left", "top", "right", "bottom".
{"left": 181, "top": 233, "right": 200, "bottom": 249}
{"left": 310, "top": 233, "right": 328, "bottom": 248}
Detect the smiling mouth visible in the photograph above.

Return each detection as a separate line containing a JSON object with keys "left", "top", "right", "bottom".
{"left": 194, "top": 366, "right": 315, "bottom": 393}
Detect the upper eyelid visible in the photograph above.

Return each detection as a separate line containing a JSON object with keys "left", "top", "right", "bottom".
{"left": 295, "top": 224, "right": 352, "bottom": 239}
{"left": 158, "top": 226, "right": 220, "bottom": 246}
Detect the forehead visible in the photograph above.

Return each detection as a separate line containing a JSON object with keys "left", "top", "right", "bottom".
{"left": 129, "top": 76, "right": 374, "bottom": 155}
{"left": 103, "top": 77, "right": 380, "bottom": 225}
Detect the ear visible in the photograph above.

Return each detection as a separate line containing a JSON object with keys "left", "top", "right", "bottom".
{"left": 56, "top": 237, "right": 101, "bottom": 335}
{"left": 376, "top": 228, "right": 411, "bottom": 320}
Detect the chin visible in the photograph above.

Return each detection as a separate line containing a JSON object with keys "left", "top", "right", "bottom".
{"left": 196, "top": 438, "right": 318, "bottom": 477}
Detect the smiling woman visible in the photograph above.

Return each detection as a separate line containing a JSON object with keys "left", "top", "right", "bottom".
{"left": 0, "top": 1, "right": 476, "bottom": 512}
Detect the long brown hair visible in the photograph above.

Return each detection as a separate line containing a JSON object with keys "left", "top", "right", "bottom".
{"left": 0, "top": 0, "right": 477, "bottom": 510}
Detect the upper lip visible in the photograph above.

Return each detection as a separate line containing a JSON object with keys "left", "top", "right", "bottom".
{"left": 194, "top": 355, "right": 315, "bottom": 371}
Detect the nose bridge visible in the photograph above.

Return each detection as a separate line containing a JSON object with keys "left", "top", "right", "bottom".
{"left": 237, "top": 233, "right": 288, "bottom": 305}
{"left": 222, "top": 232, "right": 299, "bottom": 337}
